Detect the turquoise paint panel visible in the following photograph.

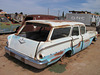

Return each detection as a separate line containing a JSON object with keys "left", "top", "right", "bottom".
{"left": 39, "top": 47, "right": 72, "bottom": 65}
{"left": 82, "top": 37, "right": 94, "bottom": 49}
{"left": 72, "top": 42, "right": 83, "bottom": 54}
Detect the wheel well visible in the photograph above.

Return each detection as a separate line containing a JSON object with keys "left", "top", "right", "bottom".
{"left": 65, "top": 50, "right": 72, "bottom": 57}
{"left": 93, "top": 37, "right": 96, "bottom": 42}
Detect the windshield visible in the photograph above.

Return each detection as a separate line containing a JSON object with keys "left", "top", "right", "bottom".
{"left": 18, "top": 22, "right": 51, "bottom": 41}
{"left": 0, "top": 17, "right": 9, "bottom": 22}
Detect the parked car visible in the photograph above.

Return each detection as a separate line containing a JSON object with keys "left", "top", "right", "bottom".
{"left": 0, "top": 15, "right": 21, "bottom": 33}
{"left": 5, "top": 20, "right": 98, "bottom": 69}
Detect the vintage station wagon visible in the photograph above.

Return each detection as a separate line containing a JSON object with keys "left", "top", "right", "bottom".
{"left": 0, "top": 15, "right": 20, "bottom": 33}
{"left": 5, "top": 20, "right": 97, "bottom": 69}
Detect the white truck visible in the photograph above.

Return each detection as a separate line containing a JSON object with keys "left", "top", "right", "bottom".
{"left": 5, "top": 20, "right": 98, "bottom": 69}
{"left": 66, "top": 13, "right": 100, "bottom": 26}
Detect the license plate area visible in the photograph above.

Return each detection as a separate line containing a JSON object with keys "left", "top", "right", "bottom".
{"left": 10, "top": 52, "right": 25, "bottom": 62}
{"left": 10, "top": 52, "right": 15, "bottom": 57}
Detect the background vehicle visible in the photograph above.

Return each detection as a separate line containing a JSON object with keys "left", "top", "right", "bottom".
{"left": 22, "top": 14, "right": 58, "bottom": 25}
{"left": 66, "top": 11, "right": 100, "bottom": 26}
{"left": 0, "top": 15, "right": 21, "bottom": 33}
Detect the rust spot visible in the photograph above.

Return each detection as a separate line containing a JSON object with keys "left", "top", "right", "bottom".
{"left": 15, "top": 25, "right": 25, "bottom": 35}
{"left": 54, "top": 51, "right": 64, "bottom": 56}
{"left": 6, "top": 24, "right": 10, "bottom": 25}
{"left": 76, "top": 42, "right": 81, "bottom": 48}
{"left": 50, "top": 56, "right": 60, "bottom": 62}
{"left": 50, "top": 20, "right": 75, "bottom": 22}
{"left": 75, "top": 24, "right": 85, "bottom": 26}
{"left": 97, "top": 34, "right": 100, "bottom": 37}
{"left": 10, "top": 52, "right": 15, "bottom": 57}
{"left": 55, "top": 25, "right": 71, "bottom": 28}
{"left": 21, "top": 58, "right": 25, "bottom": 62}
{"left": 84, "top": 39, "right": 90, "bottom": 42}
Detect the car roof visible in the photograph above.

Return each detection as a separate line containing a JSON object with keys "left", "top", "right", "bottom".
{"left": 26, "top": 20, "right": 85, "bottom": 28}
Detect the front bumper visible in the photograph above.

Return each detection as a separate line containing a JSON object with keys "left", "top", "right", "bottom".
{"left": 5, "top": 46, "right": 48, "bottom": 69}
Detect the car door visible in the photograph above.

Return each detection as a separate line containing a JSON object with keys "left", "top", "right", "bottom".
{"left": 80, "top": 26, "right": 91, "bottom": 49}
{"left": 71, "top": 26, "right": 82, "bottom": 54}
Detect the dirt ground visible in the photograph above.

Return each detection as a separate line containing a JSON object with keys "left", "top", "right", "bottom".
{"left": 0, "top": 27, "right": 100, "bottom": 75}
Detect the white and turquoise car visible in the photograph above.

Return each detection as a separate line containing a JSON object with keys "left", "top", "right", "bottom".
{"left": 5, "top": 20, "right": 98, "bottom": 69}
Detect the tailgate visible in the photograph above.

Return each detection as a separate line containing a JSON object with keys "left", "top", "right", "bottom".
{"left": 8, "top": 35, "right": 39, "bottom": 58}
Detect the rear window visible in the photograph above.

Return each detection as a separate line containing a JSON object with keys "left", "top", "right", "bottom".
{"left": 51, "top": 27, "right": 71, "bottom": 40}
{"left": 19, "top": 22, "right": 51, "bottom": 41}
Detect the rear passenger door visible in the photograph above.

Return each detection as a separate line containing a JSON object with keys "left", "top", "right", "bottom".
{"left": 71, "top": 26, "right": 82, "bottom": 54}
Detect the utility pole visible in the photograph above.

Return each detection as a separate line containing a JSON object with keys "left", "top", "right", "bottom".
{"left": 58, "top": 10, "right": 60, "bottom": 17}
{"left": 48, "top": 8, "right": 49, "bottom": 15}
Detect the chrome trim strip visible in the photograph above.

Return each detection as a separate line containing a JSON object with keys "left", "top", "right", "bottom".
{"left": 39, "top": 39, "right": 72, "bottom": 52}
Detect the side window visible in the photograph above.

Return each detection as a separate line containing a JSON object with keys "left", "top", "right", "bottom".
{"left": 80, "top": 26, "right": 85, "bottom": 34}
{"left": 51, "top": 27, "right": 71, "bottom": 40}
{"left": 72, "top": 27, "right": 79, "bottom": 36}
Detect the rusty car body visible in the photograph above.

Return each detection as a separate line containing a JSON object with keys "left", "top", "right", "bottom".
{"left": 0, "top": 15, "right": 21, "bottom": 33}
{"left": 5, "top": 20, "right": 98, "bottom": 69}
{"left": 22, "top": 15, "right": 58, "bottom": 25}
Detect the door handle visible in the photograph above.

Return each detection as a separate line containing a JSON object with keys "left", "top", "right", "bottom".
{"left": 73, "top": 38, "right": 79, "bottom": 40}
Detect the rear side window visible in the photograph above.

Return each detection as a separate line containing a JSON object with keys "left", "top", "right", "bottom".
{"left": 80, "top": 26, "right": 85, "bottom": 34}
{"left": 72, "top": 27, "right": 79, "bottom": 36}
{"left": 51, "top": 27, "right": 71, "bottom": 40}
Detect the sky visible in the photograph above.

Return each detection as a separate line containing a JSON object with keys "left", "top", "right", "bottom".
{"left": 0, "top": 0, "right": 100, "bottom": 16}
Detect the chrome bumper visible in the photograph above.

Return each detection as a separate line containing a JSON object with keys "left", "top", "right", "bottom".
{"left": 5, "top": 46, "right": 48, "bottom": 69}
